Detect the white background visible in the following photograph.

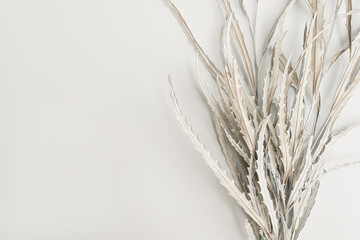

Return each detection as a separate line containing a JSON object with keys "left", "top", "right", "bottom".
{"left": 0, "top": 0, "right": 360, "bottom": 239}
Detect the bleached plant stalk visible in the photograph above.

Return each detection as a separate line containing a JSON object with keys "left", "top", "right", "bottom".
{"left": 166, "top": 0, "right": 360, "bottom": 239}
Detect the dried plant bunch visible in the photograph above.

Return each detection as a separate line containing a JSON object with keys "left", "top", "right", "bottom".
{"left": 166, "top": 0, "right": 360, "bottom": 239}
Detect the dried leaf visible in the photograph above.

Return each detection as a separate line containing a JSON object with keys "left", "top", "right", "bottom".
{"left": 166, "top": 1, "right": 360, "bottom": 239}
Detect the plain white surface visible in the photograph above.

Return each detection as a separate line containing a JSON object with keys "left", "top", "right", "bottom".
{"left": 0, "top": 0, "right": 359, "bottom": 239}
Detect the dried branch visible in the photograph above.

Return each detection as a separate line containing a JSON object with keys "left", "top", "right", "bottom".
{"left": 166, "top": 0, "right": 360, "bottom": 239}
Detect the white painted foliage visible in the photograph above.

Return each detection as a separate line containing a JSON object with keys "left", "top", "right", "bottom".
{"left": 166, "top": 0, "right": 360, "bottom": 239}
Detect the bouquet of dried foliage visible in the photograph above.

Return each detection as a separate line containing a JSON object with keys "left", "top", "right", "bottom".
{"left": 166, "top": 0, "right": 360, "bottom": 239}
